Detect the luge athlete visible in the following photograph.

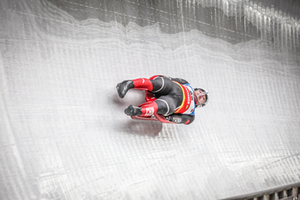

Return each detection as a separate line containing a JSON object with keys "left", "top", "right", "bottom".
{"left": 116, "top": 75, "right": 208, "bottom": 125}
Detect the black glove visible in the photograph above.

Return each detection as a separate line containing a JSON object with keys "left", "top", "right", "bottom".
{"left": 165, "top": 116, "right": 182, "bottom": 123}
{"left": 165, "top": 116, "right": 173, "bottom": 122}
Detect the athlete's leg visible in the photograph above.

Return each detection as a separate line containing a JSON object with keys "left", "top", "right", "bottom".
{"left": 117, "top": 78, "right": 152, "bottom": 98}
{"left": 155, "top": 96, "right": 177, "bottom": 116}
{"left": 132, "top": 78, "right": 153, "bottom": 90}
{"left": 150, "top": 76, "right": 173, "bottom": 95}
{"left": 116, "top": 80, "right": 134, "bottom": 98}
{"left": 124, "top": 102, "right": 158, "bottom": 116}
{"left": 117, "top": 76, "right": 173, "bottom": 98}
{"left": 124, "top": 96, "right": 177, "bottom": 117}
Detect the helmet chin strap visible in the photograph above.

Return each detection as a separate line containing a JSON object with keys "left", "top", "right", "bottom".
{"left": 194, "top": 97, "right": 199, "bottom": 106}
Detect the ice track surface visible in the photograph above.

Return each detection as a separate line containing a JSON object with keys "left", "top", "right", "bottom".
{"left": 0, "top": 0, "right": 300, "bottom": 199}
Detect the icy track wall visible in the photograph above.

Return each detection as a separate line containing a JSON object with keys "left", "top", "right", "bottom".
{"left": 0, "top": 0, "right": 300, "bottom": 199}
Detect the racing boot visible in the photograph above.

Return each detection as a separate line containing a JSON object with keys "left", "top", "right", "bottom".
{"left": 124, "top": 105, "right": 142, "bottom": 116}
{"left": 116, "top": 80, "right": 134, "bottom": 98}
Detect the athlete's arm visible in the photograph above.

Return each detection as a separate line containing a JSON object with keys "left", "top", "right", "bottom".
{"left": 165, "top": 114, "right": 195, "bottom": 125}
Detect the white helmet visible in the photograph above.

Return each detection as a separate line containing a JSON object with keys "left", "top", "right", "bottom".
{"left": 194, "top": 88, "right": 209, "bottom": 108}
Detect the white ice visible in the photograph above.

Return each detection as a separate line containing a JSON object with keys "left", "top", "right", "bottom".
{"left": 0, "top": 0, "right": 300, "bottom": 199}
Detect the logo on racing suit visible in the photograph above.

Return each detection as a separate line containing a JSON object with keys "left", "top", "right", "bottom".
{"left": 184, "top": 85, "right": 191, "bottom": 109}
{"left": 145, "top": 107, "right": 154, "bottom": 116}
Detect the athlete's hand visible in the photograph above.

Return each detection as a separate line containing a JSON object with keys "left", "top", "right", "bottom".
{"left": 164, "top": 116, "right": 173, "bottom": 122}
{"left": 165, "top": 115, "right": 182, "bottom": 123}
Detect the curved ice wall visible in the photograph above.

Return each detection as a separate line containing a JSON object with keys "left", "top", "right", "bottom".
{"left": 0, "top": 0, "right": 299, "bottom": 199}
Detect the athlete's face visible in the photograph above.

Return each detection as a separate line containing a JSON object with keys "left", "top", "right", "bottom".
{"left": 194, "top": 90, "right": 206, "bottom": 106}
